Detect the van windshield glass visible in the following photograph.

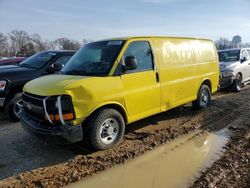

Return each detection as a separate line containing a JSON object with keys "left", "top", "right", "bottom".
{"left": 218, "top": 50, "right": 240, "bottom": 62}
{"left": 61, "top": 41, "right": 125, "bottom": 76}
{"left": 19, "top": 51, "right": 57, "bottom": 69}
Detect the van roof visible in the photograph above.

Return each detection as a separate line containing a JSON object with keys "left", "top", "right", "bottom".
{"left": 97, "top": 36, "right": 213, "bottom": 42}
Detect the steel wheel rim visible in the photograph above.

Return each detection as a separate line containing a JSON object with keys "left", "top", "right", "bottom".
{"left": 200, "top": 90, "right": 209, "bottom": 107}
{"left": 14, "top": 99, "right": 23, "bottom": 118}
{"left": 99, "top": 118, "right": 119, "bottom": 144}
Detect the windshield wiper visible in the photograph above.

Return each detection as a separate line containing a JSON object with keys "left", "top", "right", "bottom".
{"left": 64, "top": 69, "right": 104, "bottom": 76}
{"left": 64, "top": 69, "right": 89, "bottom": 75}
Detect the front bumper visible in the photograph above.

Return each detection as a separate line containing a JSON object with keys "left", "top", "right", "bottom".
{"left": 20, "top": 111, "right": 83, "bottom": 143}
{"left": 0, "top": 97, "right": 5, "bottom": 107}
{"left": 219, "top": 76, "right": 234, "bottom": 89}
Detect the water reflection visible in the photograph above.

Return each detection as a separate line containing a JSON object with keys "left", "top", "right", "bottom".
{"left": 69, "top": 130, "right": 229, "bottom": 188}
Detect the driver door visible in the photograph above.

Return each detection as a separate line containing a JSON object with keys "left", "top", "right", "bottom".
{"left": 120, "top": 41, "right": 161, "bottom": 122}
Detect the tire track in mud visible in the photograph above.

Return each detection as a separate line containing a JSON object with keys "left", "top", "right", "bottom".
{"left": 1, "top": 87, "right": 250, "bottom": 187}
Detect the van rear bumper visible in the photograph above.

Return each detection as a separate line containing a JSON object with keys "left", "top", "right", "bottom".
{"left": 20, "top": 111, "right": 83, "bottom": 143}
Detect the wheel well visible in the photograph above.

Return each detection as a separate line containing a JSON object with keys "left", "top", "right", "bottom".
{"left": 4, "top": 92, "right": 16, "bottom": 106}
{"left": 201, "top": 79, "right": 211, "bottom": 91}
{"left": 88, "top": 104, "right": 128, "bottom": 124}
{"left": 4, "top": 87, "right": 23, "bottom": 106}
{"left": 237, "top": 72, "right": 242, "bottom": 78}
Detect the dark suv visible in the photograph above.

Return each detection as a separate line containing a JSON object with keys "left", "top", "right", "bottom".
{"left": 0, "top": 50, "right": 75, "bottom": 121}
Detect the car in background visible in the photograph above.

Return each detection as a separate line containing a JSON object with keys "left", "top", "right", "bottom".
{"left": 218, "top": 48, "right": 250, "bottom": 91}
{"left": 0, "top": 50, "right": 76, "bottom": 121}
{"left": 0, "top": 57, "right": 27, "bottom": 66}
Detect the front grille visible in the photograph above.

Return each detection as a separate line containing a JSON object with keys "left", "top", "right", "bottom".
{"left": 22, "top": 92, "right": 46, "bottom": 122}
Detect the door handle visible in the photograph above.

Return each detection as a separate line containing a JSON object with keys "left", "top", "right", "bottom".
{"left": 156, "top": 72, "right": 160, "bottom": 83}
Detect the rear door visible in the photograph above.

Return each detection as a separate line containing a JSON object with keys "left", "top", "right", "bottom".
{"left": 120, "top": 40, "right": 161, "bottom": 122}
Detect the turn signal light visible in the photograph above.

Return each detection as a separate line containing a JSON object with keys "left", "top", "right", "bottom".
{"left": 45, "top": 113, "right": 75, "bottom": 121}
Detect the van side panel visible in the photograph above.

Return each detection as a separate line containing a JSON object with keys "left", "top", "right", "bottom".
{"left": 154, "top": 38, "right": 219, "bottom": 112}
{"left": 191, "top": 40, "right": 219, "bottom": 93}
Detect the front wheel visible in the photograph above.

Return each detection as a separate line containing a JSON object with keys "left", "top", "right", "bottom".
{"left": 231, "top": 73, "right": 242, "bottom": 92}
{"left": 192, "top": 85, "right": 211, "bottom": 110}
{"left": 85, "top": 108, "right": 125, "bottom": 151}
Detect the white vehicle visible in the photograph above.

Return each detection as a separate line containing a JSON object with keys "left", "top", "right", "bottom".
{"left": 218, "top": 48, "right": 250, "bottom": 91}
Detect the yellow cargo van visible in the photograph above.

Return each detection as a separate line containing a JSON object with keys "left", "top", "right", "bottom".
{"left": 21, "top": 36, "right": 219, "bottom": 150}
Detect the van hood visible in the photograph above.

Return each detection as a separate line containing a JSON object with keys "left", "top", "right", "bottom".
{"left": 219, "top": 61, "right": 239, "bottom": 72}
{"left": 23, "top": 74, "right": 91, "bottom": 96}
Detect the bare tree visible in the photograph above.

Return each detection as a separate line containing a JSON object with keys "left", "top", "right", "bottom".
{"left": 215, "top": 38, "right": 234, "bottom": 50}
{"left": 8, "top": 30, "right": 30, "bottom": 56}
{"left": 54, "top": 37, "right": 81, "bottom": 50}
{"left": 1, "top": 30, "right": 92, "bottom": 56}
{"left": 0, "top": 32, "right": 9, "bottom": 57}
{"left": 30, "top": 33, "right": 52, "bottom": 52}
{"left": 237, "top": 42, "right": 250, "bottom": 48}
{"left": 82, "top": 39, "right": 93, "bottom": 45}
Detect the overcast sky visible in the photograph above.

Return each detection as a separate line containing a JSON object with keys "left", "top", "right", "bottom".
{"left": 0, "top": 0, "right": 250, "bottom": 42}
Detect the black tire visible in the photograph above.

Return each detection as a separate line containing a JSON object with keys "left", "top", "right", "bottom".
{"left": 4, "top": 93, "right": 22, "bottom": 122}
{"left": 85, "top": 108, "right": 125, "bottom": 151}
{"left": 192, "top": 85, "right": 211, "bottom": 110}
{"left": 231, "top": 73, "right": 242, "bottom": 92}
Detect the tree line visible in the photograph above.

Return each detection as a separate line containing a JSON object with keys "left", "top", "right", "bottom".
{"left": 215, "top": 35, "right": 250, "bottom": 50}
{"left": 0, "top": 30, "right": 250, "bottom": 57}
{"left": 0, "top": 30, "right": 92, "bottom": 57}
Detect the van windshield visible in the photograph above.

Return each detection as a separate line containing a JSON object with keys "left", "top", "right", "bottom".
{"left": 218, "top": 50, "right": 240, "bottom": 62}
{"left": 61, "top": 41, "right": 125, "bottom": 76}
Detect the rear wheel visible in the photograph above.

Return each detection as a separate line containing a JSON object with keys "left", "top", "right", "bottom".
{"left": 192, "top": 85, "right": 211, "bottom": 110}
{"left": 231, "top": 73, "right": 242, "bottom": 92}
{"left": 4, "top": 93, "right": 22, "bottom": 122}
{"left": 85, "top": 108, "right": 125, "bottom": 151}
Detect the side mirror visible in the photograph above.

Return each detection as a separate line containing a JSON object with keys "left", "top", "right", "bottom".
{"left": 240, "top": 57, "right": 247, "bottom": 63}
{"left": 46, "top": 65, "right": 55, "bottom": 74}
{"left": 47, "top": 64, "right": 64, "bottom": 73}
{"left": 53, "top": 63, "right": 64, "bottom": 72}
{"left": 124, "top": 56, "right": 137, "bottom": 71}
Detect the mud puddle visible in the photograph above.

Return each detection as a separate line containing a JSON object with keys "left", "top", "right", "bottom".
{"left": 69, "top": 130, "right": 230, "bottom": 188}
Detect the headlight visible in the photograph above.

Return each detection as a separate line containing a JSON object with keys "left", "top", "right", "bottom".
{"left": 222, "top": 70, "right": 236, "bottom": 78}
{"left": 0, "top": 80, "right": 7, "bottom": 90}
{"left": 45, "top": 95, "right": 75, "bottom": 122}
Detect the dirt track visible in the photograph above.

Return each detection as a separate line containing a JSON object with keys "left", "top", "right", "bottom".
{"left": 0, "top": 86, "right": 249, "bottom": 188}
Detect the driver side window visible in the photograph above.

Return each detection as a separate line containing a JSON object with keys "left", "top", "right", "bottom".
{"left": 123, "top": 41, "right": 154, "bottom": 73}
{"left": 247, "top": 49, "right": 250, "bottom": 58}
{"left": 242, "top": 50, "right": 249, "bottom": 60}
{"left": 53, "top": 56, "right": 72, "bottom": 66}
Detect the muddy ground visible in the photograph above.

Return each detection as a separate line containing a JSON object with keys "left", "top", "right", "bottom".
{"left": 0, "top": 86, "right": 249, "bottom": 188}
